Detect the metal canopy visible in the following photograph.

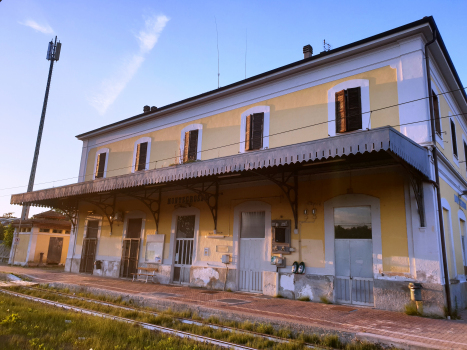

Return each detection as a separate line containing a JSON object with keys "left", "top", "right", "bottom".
{"left": 11, "top": 126, "right": 430, "bottom": 206}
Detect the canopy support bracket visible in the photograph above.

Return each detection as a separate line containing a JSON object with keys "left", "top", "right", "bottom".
{"left": 128, "top": 189, "right": 162, "bottom": 233}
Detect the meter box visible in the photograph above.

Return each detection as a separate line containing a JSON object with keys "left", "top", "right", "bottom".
{"left": 272, "top": 220, "right": 291, "bottom": 254}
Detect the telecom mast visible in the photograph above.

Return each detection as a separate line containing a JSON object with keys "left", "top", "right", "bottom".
{"left": 21, "top": 36, "right": 62, "bottom": 220}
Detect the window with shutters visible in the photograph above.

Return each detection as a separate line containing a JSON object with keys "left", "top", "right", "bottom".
{"left": 451, "top": 119, "right": 458, "bottom": 158}
{"left": 132, "top": 137, "right": 151, "bottom": 173}
{"left": 464, "top": 141, "right": 467, "bottom": 173}
{"left": 183, "top": 129, "right": 199, "bottom": 163}
{"left": 335, "top": 87, "right": 362, "bottom": 134}
{"left": 245, "top": 112, "right": 264, "bottom": 151}
{"left": 240, "top": 106, "right": 270, "bottom": 153}
{"left": 180, "top": 124, "right": 202, "bottom": 163}
{"left": 93, "top": 148, "right": 109, "bottom": 179}
{"left": 432, "top": 91, "right": 442, "bottom": 136}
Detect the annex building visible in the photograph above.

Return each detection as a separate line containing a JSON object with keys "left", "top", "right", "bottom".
{"left": 11, "top": 17, "right": 467, "bottom": 315}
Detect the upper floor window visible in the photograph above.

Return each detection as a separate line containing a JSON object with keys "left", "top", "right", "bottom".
{"left": 432, "top": 91, "right": 441, "bottom": 136}
{"left": 39, "top": 228, "right": 50, "bottom": 233}
{"left": 180, "top": 124, "right": 203, "bottom": 163}
{"left": 464, "top": 141, "right": 467, "bottom": 173}
{"left": 245, "top": 113, "right": 264, "bottom": 150}
{"left": 132, "top": 137, "right": 151, "bottom": 172}
{"left": 94, "top": 148, "right": 109, "bottom": 179}
{"left": 327, "top": 79, "right": 369, "bottom": 137}
{"left": 451, "top": 119, "right": 458, "bottom": 158}
{"left": 335, "top": 87, "right": 362, "bottom": 133}
{"left": 239, "top": 106, "right": 270, "bottom": 153}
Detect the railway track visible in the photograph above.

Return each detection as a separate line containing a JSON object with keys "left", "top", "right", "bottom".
{"left": 0, "top": 286, "right": 327, "bottom": 350}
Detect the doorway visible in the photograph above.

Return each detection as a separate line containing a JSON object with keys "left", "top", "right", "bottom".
{"left": 47, "top": 237, "right": 63, "bottom": 264}
{"left": 334, "top": 206, "right": 374, "bottom": 306}
{"left": 239, "top": 211, "right": 265, "bottom": 293}
{"left": 173, "top": 215, "right": 195, "bottom": 284}
{"left": 120, "top": 218, "right": 142, "bottom": 278}
{"left": 80, "top": 220, "right": 99, "bottom": 273}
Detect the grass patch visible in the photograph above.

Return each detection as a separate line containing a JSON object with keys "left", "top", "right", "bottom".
{"left": 13, "top": 285, "right": 401, "bottom": 350}
{"left": 0, "top": 293, "right": 215, "bottom": 350}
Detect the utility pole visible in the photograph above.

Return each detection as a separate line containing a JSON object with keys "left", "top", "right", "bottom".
{"left": 20, "top": 37, "right": 62, "bottom": 220}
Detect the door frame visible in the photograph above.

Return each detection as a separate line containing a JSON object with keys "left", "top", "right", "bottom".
{"left": 233, "top": 201, "right": 274, "bottom": 291}
{"left": 120, "top": 211, "right": 146, "bottom": 275}
{"left": 79, "top": 215, "right": 103, "bottom": 274}
{"left": 169, "top": 207, "right": 200, "bottom": 283}
{"left": 324, "top": 194, "right": 382, "bottom": 300}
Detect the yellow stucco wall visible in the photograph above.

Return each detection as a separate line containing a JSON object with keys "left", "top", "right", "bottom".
{"left": 84, "top": 66, "right": 399, "bottom": 181}
{"left": 440, "top": 178, "right": 466, "bottom": 278}
{"left": 75, "top": 167, "right": 409, "bottom": 275}
{"left": 432, "top": 80, "right": 467, "bottom": 180}
{"left": 32, "top": 234, "right": 70, "bottom": 264}
{"left": 13, "top": 234, "right": 30, "bottom": 263}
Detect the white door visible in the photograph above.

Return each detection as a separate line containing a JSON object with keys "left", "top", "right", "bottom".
{"left": 239, "top": 211, "right": 265, "bottom": 292}
{"left": 173, "top": 215, "right": 195, "bottom": 284}
{"left": 334, "top": 206, "right": 374, "bottom": 306}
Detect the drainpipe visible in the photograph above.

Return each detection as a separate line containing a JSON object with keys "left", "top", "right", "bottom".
{"left": 425, "top": 26, "right": 452, "bottom": 318}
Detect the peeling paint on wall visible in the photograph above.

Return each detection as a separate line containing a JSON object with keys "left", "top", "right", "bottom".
{"left": 192, "top": 267, "right": 219, "bottom": 285}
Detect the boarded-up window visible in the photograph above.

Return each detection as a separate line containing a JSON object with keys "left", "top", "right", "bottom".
{"left": 245, "top": 113, "right": 264, "bottom": 151}
{"left": 432, "top": 91, "right": 441, "bottom": 135}
{"left": 335, "top": 87, "right": 362, "bottom": 134}
{"left": 126, "top": 218, "right": 142, "bottom": 239}
{"left": 135, "top": 142, "right": 148, "bottom": 171}
{"left": 183, "top": 130, "right": 199, "bottom": 163}
{"left": 451, "top": 119, "right": 458, "bottom": 157}
{"left": 95, "top": 152, "right": 106, "bottom": 179}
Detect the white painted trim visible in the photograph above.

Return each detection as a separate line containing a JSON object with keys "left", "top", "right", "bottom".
{"left": 78, "top": 140, "right": 89, "bottom": 183}
{"left": 324, "top": 194, "right": 383, "bottom": 277}
{"left": 239, "top": 106, "right": 270, "bottom": 153}
{"left": 131, "top": 137, "right": 152, "bottom": 173}
{"left": 168, "top": 207, "right": 200, "bottom": 281}
{"left": 121, "top": 210, "right": 147, "bottom": 265}
{"left": 441, "top": 198, "right": 457, "bottom": 278}
{"left": 179, "top": 124, "right": 203, "bottom": 163}
{"left": 327, "top": 79, "right": 370, "bottom": 137}
{"left": 232, "top": 201, "right": 274, "bottom": 277}
{"left": 431, "top": 83, "right": 445, "bottom": 149}
{"left": 92, "top": 148, "right": 109, "bottom": 179}
{"left": 449, "top": 113, "right": 460, "bottom": 168}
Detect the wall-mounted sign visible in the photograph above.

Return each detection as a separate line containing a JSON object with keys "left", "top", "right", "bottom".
{"left": 167, "top": 194, "right": 204, "bottom": 205}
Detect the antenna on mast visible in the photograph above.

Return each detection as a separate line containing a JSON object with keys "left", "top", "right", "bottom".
{"left": 215, "top": 17, "right": 220, "bottom": 88}
{"left": 245, "top": 29, "right": 247, "bottom": 79}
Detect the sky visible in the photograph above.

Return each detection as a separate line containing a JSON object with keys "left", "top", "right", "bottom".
{"left": 1, "top": 0, "right": 467, "bottom": 218}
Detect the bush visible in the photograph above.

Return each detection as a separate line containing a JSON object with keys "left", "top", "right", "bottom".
{"left": 2, "top": 224, "right": 14, "bottom": 248}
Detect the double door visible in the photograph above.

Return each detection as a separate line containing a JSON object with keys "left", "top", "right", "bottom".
{"left": 120, "top": 218, "right": 142, "bottom": 278}
{"left": 335, "top": 239, "right": 374, "bottom": 306}
{"left": 80, "top": 220, "right": 99, "bottom": 274}
{"left": 173, "top": 215, "right": 195, "bottom": 284}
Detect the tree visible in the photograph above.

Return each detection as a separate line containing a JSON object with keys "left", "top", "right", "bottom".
{"left": 1, "top": 213, "right": 14, "bottom": 218}
{"left": 0, "top": 224, "right": 4, "bottom": 241}
{"left": 2, "top": 224, "right": 14, "bottom": 248}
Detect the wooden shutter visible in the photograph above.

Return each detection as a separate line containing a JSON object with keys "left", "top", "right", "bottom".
{"left": 346, "top": 87, "right": 362, "bottom": 131}
{"left": 335, "top": 90, "right": 346, "bottom": 133}
{"left": 251, "top": 113, "right": 264, "bottom": 150}
{"left": 96, "top": 153, "right": 106, "bottom": 178}
{"left": 451, "top": 119, "right": 458, "bottom": 157}
{"left": 183, "top": 131, "right": 190, "bottom": 163}
{"left": 245, "top": 114, "right": 252, "bottom": 150}
{"left": 464, "top": 142, "right": 467, "bottom": 171}
{"left": 136, "top": 142, "right": 148, "bottom": 171}
{"left": 433, "top": 91, "right": 441, "bottom": 135}
{"left": 187, "top": 129, "right": 198, "bottom": 161}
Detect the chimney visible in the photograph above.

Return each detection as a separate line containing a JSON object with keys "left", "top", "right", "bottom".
{"left": 303, "top": 45, "right": 313, "bottom": 59}
{"left": 150, "top": 106, "right": 158, "bottom": 112}
{"left": 143, "top": 105, "right": 150, "bottom": 113}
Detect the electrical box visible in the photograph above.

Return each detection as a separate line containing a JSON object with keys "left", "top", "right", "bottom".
{"left": 272, "top": 220, "right": 291, "bottom": 254}
{"left": 271, "top": 256, "right": 286, "bottom": 268}
{"left": 221, "top": 254, "right": 230, "bottom": 264}
{"left": 204, "top": 247, "right": 209, "bottom": 256}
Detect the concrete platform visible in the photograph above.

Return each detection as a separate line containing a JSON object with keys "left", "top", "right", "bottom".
{"left": 1, "top": 265, "right": 467, "bottom": 350}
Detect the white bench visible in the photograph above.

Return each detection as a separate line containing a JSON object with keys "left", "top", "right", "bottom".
{"left": 131, "top": 267, "right": 158, "bottom": 283}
